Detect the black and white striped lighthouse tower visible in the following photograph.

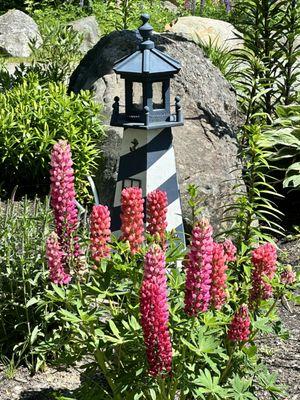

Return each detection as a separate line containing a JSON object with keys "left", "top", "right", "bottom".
{"left": 110, "top": 14, "right": 185, "bottom": 243}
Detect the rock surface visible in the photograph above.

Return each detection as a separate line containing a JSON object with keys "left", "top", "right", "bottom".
{"left": 0, "top": 10, "right": 42, "bottom": 57}
{"left": 69, "top": 30, "right": 242, "bottom": 231}
{"left": 162, "top": 1, "right": 179, "bottom": 12}
{"left": 68, "top": 16, "right": 101, "bottom": 55}
{"left": 166, "top": 16, "right": 243, "bottom": 50}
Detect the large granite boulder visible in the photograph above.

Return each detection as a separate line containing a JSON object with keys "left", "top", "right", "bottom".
{"left": 68, "top": 16, "right": 101, "bottom": 55}
{"left": 0, "top": 10, "right": 42, "bottom": 57}
{"left": 166, "top": 16, "right": 243, "bottom": 50}
{"left": 69, "top": 30, "right": 243, "bottom": 231}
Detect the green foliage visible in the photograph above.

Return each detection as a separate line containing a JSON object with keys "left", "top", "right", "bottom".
{"left": 0, "top": 198, "right": 52, "bottom": 369}
{"left": 197, "top": 37, "right": 236, "bottom": 82}
{"left": 259, "top": 104, "right": 300, "bottom": 189}
{"left": 222, "top": 124, "right": 284, "bottom": 253}
{"left": 0, "top": 74, "right": 105, "bottom": 200}
{"left": 28, "top": 22, "right": 83, "bottom": 83}
{"left": 232, "top": 0, "right": 300, "bottom": 121}
{"left": 0, "top": 20, "right": 83, "bottom": 88}
{"left": 222, "top": 0, "right": 300, "bottom": 241}
{"left": 178, "top": 0, "right": 229, "bottom": 21}
{"left": 33, "top": 215, "right": 297, "bottom": 399}
{"left": 31, "top": 1, "right": 177, "bottom": 36}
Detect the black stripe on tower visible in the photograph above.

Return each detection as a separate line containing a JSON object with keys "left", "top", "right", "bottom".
{"left": 117, "top": 127, "right": 172, "bottom": 181}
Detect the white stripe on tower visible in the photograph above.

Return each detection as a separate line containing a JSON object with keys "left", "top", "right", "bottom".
{"left": 112, "top": 126, "right": 185, "bottom": 245}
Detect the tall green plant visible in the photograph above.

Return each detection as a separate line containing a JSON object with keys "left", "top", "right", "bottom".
{"left": 222, "top": 0, "right": 300, "bottom": 245}
{"left": 232, "top": 0, "right": 299, "bottom": 121}
{"left": 221, "top": 125, "right": 283, "bottom": 255}
{"left": 0, "top": 198, "right": 52, "bottom": 370}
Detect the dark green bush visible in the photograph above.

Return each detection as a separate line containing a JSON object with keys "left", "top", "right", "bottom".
{"left": 0, "top": 73, "right": 105, "bottom": 201}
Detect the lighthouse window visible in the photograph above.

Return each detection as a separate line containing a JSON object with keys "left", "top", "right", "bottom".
{"left": 132, "top": 82, "right": 143, "bottom": 111}
{"left": 122, "top": 178, "right": 142, "bottom": 189}
{"left": 152, "top": 82, "right": 164, "bottom": 109}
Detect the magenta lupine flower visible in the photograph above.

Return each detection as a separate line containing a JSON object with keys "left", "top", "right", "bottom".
{"left": 50, "top": 140, "right": 80, "bottom": 259}
{"left": 120, "top": 187, "right": 144, "bottom": 254}
{"left": 222, "top": 239, "right": 237, "bottom": 263}
{"left": 250, "top": 243, "right": 277, "bottom": 305}
{"left": 210, "top": 242, "right": 228, "bottom": 310}
{"left": 90, "top": 205, "right": 111, "bottom": 263}
{"left": 228, "top": 304, "right": 251, "bottom": 342}
{"left": 280, "top": 266, "right": 296, "bottom": 285}
{"left": 146, "top": 190, "right": 168, "bottom": 247}
{"left": 46, "top": 232, "right": 71, "bottom": 285}
{"left": 140, "top": 246, "right": 172, "bottom": 376}
{"left": 184, "top": 218, "right": 214, "bottom": 316}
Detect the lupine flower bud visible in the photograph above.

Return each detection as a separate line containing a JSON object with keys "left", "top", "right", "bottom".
{"left": 250, "top": 243, "right": 277, "bottom": 305}
{"left": 90, "top": 205, "right": 111, "bottom": 263}
{"left": 140, "top": 246, "right": 172, "bottom": 376}
{"left": 50, "top": 140, "right": 80, "bottom": 260}
{"left": 228, "top": 304, "right": 251, "bottom": 342}
{"left": 46, "top": 232, "right": 71, "bottom": 285}
{"left": 222, "top": 239, "right": 237, "bottom": 263}
{"left": 210, "top": 242, "right": 228, "bottom": 309}
{"left": 184, "top": 218, "right": 214, "bottom": 316}
{"left": 120, "top": 187, "right": 144, "bottom": 254}
{"left": 146, "top": 190, "right": 168, "bottom": 247}
{"left": 280, "top": 266, "right": 296, "bottom": 285}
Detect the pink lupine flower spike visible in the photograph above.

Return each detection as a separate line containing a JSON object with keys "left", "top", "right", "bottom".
{"left": 228, "top": 304, "right": 251, "bottom": 342}
{"left": 146, "top": 189, "right": 168, "bottom": 247}
{"left": 140, "top": 246, "right": 172, "bottom": 376}
{"left": 90, "top": 205, "right": 111, "bottom": 264}
{"left": 120, "top": 187, "right": 144, "bottom": 254}
{"left": 46, "top": 232, "right": 71, "bottom": 285}
{"left": 184, "top": 218, "right": 214, "bottom": 316}
{"left": 50, "top": 140, "right": 80, "bottom": 260}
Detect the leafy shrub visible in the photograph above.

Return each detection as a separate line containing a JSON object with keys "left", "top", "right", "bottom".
{"left": 29, "top": 22, "right": 83, "bottom": 84}
{"left": 0, "top": 74, "right": 105, "bottom": 200}
{"left": 260, "top": 105, "right": 300, "bottom": 189}
{"left": 0, "top": 197, "right": 53, "bottom": 370}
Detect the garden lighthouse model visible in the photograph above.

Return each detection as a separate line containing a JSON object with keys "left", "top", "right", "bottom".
{"left": 111, "top": 14, "right": 185, "bottom": 243}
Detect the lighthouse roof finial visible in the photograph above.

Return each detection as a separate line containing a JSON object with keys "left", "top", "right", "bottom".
{"left": 139, "top": 14, "right": 154, "bottom": 50}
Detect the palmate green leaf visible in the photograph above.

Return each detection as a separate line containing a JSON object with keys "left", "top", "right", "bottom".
{"left": 228, "top": 375, "right": 257, "bottom": 400}
{"left": 252, "top": 317, "right": 273, "bottom": 334}
{"left": 193, "top": 369, "right": 227, "bottom": 400}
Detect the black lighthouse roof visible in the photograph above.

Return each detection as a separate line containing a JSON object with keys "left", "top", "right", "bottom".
{"left": 113, "top": 14, "right": 181, "bottom": 78}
